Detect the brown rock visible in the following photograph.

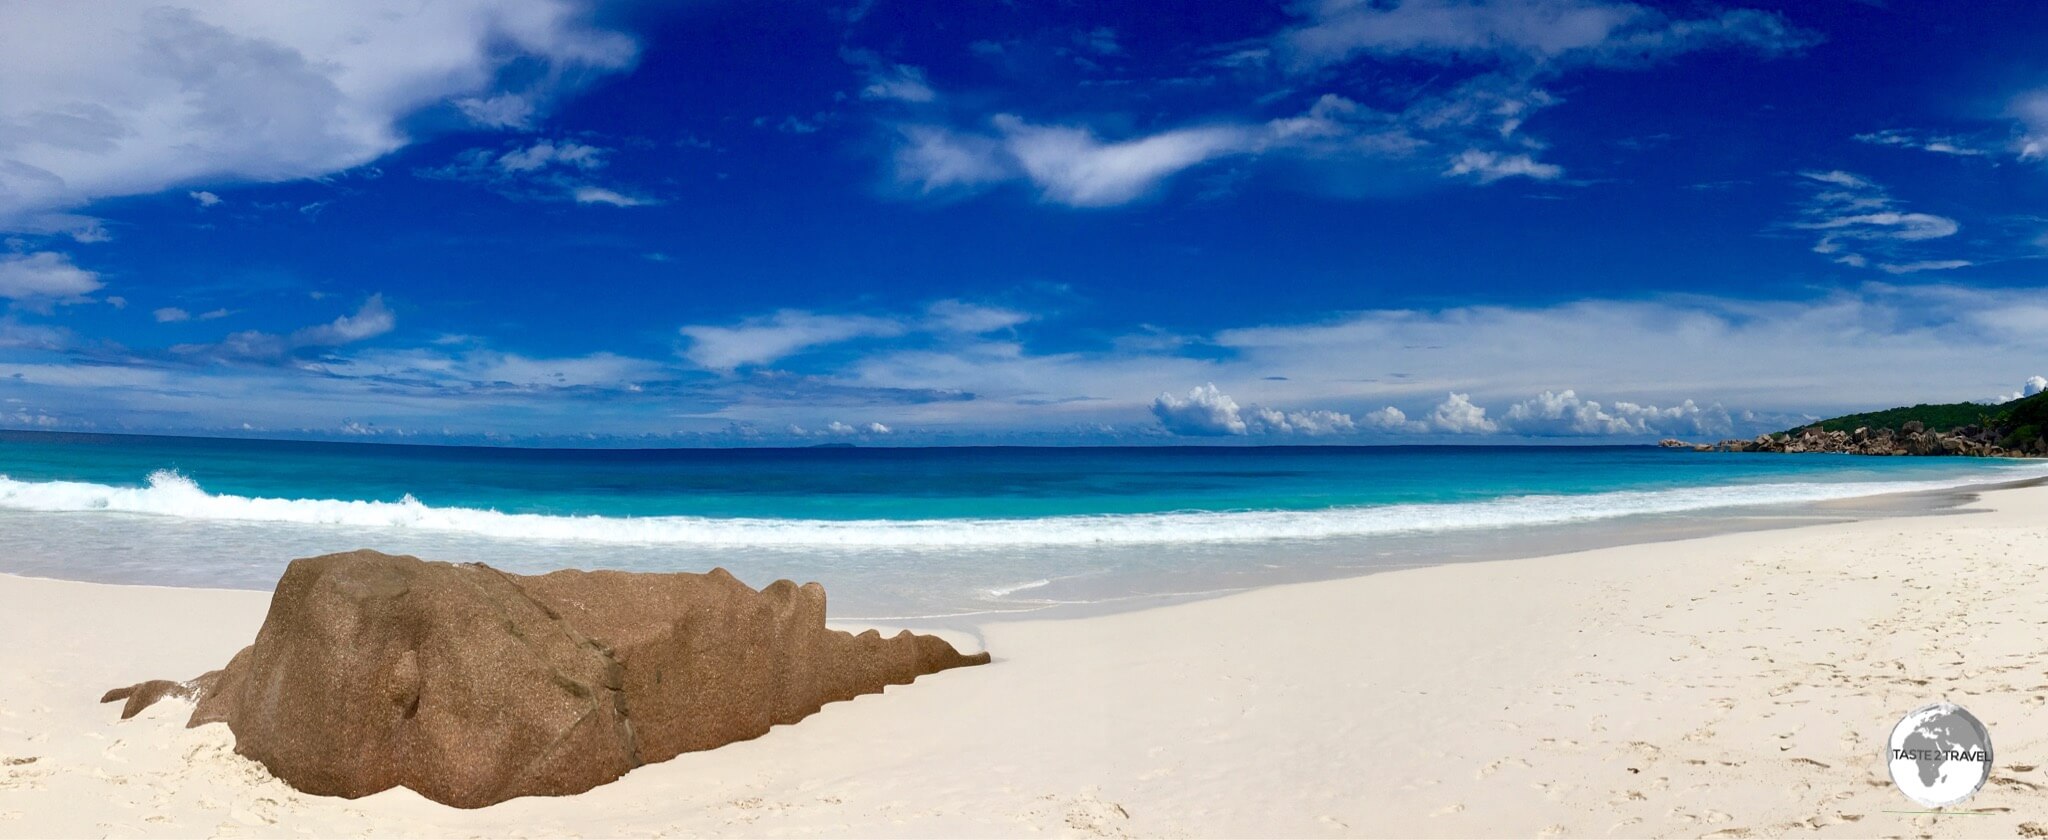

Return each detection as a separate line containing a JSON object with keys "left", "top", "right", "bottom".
{"left": 105, "top": 550, "right": 989, "bottom": 808}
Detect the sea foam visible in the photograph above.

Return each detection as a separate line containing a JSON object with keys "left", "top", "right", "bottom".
{"left": 0, "top": 465, "right": 2042, "bottom": 549}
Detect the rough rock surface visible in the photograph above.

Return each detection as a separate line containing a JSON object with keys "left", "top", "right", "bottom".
{"left": 103, "top": 550, "right": 989, "bottom": 808}
{"left": 1663, "top": 423, "right": 2048, "bottom": 458}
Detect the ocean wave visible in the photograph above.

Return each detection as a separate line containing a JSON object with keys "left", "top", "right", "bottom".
{"left": 0, "top": 466, "right": 2041, "bottom": 549}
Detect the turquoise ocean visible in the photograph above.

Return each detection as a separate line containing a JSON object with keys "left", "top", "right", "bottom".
{"left": 1, "top": 430, "right": 2042, "bottom": 620}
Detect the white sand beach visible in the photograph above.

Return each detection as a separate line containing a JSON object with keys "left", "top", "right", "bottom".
{"left": 4, "top": 484, "right": 2047, "bottom": 838}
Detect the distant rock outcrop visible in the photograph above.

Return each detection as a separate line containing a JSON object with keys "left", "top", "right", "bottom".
{"left": 1663, "top": 391, "right": 2048, "bottom": 458}
{"left": 103, "top": 550, "right": 989, "bottom": 808}
{"left": 1666, "top": 423, "right": 2048, "bottom": 458}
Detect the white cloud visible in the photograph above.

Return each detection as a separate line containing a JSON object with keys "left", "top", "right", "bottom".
{"left": 925, "top": 300, "right": 1031, "bottom": 333}
{"left": 882, "top": 50, "right": 1570, "bottom": 204}
{"left": 892, "top": 126, "right": 1012, "bottom": 193}
{"left": 1793, "top": 170, "right": 1963, "bottom": 270}
{"left": 1876, "top": 259, "right": 1972, "bottom": 275}
{"left": 0, "top": 251, "right": 102, "bottom": 303}
{"left": 1500, "top": 389, "right": 1730, "bottom": 436}
{"left": 571, "top": 186, "right": 651, "bottom": 206}
{"left": 189, "top": 190, "right": 223, "bottom": 207}
{"left": 292, "top": 294, "right": 394, "bottom": 346}
{"left": 1152, "top": 383, "right": 1250, "bottom": 435}
{"left": 154, "top": 307, "right": 190, "bottom": 323}
{"left": 1277, "top": 0, "right": 1811, "bottom": 70}
{"left": 996, "top": 116, "right": 1261, "bottom": 207}
{"left": 0, "top": 1, "right": 636, "bottom": 229}
{"left": 680, "top": 310, "right": 906, "bottom": 370}
{"left": 816, "top": 420, "right": 892, "bottom": 436}
{"left": 498, "top": 140, "right": 605, "bottom": 172}
{"left": 1854, "top": 129, "right": 1989, "bottom": 158}
{"left": 1250, "top": 406, "right": 1357, "bottom": 435}
{"left": 861, "top": 65, "right": 936, "bottom": 103}
{"left": 2013, "top": 89, "right": 2048, "bottom": 161}
{"left": 1444, "top": 149, "right": 1562, "bottom": 183}
{"left": 1990, "top": 375, "right": 2048, "bottom": 404}
{"left": 1362, "top": 406, "right": 1420, "bottom": 432}
{"left": 326, "top": 347, "right": 663, "bottom": 391}
{"left": 1153, "top": 384, "right": 1361, "bottom": 437}
{"left": 176, "top": 294, "right": 394, "bottom": 361}
{"left": 456, "top": 92, "right": 538, "bottom": 130}
{"left": 867, "top": 0, "right": 1805, "bottom": 208}
{"left": 1426, "top": 392, "right": 1498, "bottom": 433}
{"left": 422, "top": 140, "right": 647, "bottom": 206}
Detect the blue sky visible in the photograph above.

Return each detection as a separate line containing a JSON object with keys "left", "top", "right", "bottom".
{"left": 2, "top": 0, "right": 2047, "bottom": 445}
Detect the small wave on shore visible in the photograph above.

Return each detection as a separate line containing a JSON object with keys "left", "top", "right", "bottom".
{"left": 1, "top": 464, "right": 2043, "bottom": 550}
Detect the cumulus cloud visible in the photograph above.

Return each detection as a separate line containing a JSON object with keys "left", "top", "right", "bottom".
{"left": 1426, "top": 392, "right": 1499, "bottom": 434}
{"left": 1152, "top": 383, "right": 1250, "bottom": 435}
{"left": 0, "top": 251, "right": 102, "bottom": 305}
{"left": 1500, "top": 389, "right": 1731, "bottom": 436}
{"left": 0, "top": 1, "right": 637, "bottom": 230}
{"left": 1251, "top": 406, "right": 1357, "bottom": 435}
{"left": 188, "top": 190, "right": 223, "bottom": 207}
{"left": 1152, "top": 384, "right": 1365, "bottom": 437}
{"left": 154, "top": 307, "right": 190, "bottom": 323}
{"left": 1990, "top": 375, "right": 2048, "bottom": 404}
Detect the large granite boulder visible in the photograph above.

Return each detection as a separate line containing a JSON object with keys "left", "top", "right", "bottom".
{"left": 104, "top": 550, "right": 988, "bottom": 808}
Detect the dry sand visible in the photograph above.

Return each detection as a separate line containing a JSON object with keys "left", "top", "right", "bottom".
{"left": 4, "top": 485, "right": 2048, "bottom": 838}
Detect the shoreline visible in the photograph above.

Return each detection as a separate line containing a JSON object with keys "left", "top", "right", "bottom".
{"left": 3, "top": 470, "right": 2034, "bottom": 633}
{"left": 6, "top": 482, "right": 2048, "bottom": 836}
{"left": 4, "top": 469, "right": 2048, "bottom": 626}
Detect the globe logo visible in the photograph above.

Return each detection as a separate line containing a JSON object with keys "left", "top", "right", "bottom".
{"left": 1885, "top": 702, "right": 1992, "bottom": 808}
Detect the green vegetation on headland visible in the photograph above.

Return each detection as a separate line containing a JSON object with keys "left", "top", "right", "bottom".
{"left": 1784, "top": 390, "right": 2046, "bottom": 452}
{"left": 1665, "top": 391, "right": 2047, "bottom": 457}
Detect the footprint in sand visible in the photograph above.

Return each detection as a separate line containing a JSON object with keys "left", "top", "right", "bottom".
{"left": 1430, "top": 803, "right": 1464, "bottom": 817}
{"left": 1475, "top": 757, "right": 1531, "bottom": 779}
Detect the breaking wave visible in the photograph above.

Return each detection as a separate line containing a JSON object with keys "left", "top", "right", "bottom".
{"left": 0, "top": 465, "right": 2040, "bottom": 549}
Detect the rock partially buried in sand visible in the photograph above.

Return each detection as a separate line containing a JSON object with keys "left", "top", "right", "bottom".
{"left": 103, "top": 550, "right": 989, "bottom": 808}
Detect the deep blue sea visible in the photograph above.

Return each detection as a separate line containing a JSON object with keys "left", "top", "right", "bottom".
{"left": 1, "top": 431, "right": 2041, "bottom": 620}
